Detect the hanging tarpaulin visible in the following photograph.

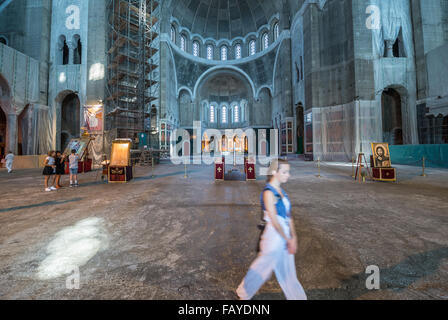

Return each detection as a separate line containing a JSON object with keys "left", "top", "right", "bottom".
{"left": 82, "top": 104, "right": 103, "bottom": 133}
{"left": 369, "top": 0, "right": 413, "bottom": 59}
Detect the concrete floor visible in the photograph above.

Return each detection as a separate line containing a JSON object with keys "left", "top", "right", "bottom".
{"left": 0, "top": 159, "right": 447, "bottom": 300}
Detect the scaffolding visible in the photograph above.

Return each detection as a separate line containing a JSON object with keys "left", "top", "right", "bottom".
{"left": 106, "top": 0, "right": 160, "bottom": 146}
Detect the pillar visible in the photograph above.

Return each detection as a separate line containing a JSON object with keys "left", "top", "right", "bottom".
{"left": 385, "top": 39, "right": 394, "bottom": 58}
{"left": 6, "top": 113, "right": 17, "bottom": 154}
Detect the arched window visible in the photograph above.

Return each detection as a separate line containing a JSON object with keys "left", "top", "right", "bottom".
{"left": 249, "top": 40, "right": 256, "bottom": 56}
{"left": 222, "top": 106, "right": 227, "bottom": 124}
{"left": 73, "top": 35, "right": 82, "bottom": 65}
{"left": 235, "top": 44, "right": 242, "bottom": 59}
{"left": 193, "top": 41, "right": 200, "bottom": 57}
{"left": 221, "top": 46, "right": 228, "bottom": 61}
{"left": 171, "top": 25, "right": 176, "bottom": 42}
{"left": 0, "top": 36, "right": 7, "bottom": 45}
{"left": 274, "top": 23, "right": 279, "bottom": 41}
{"left": 207, "top": 45, "right": 213, "bottom": 60}
{"left": 63, "top": 40, "right": 69, "bottom": 65}
{"left": 210, "top": 105, "right": 215, "bottom": 123}
{"left": 234, "top": 105, "right": 239, "bottom": 123}
{"left": 180, "top": 35, "right": 186, "bottom": 51}
{"left": 262, "top": 32, "right": 269, "bottom": 50}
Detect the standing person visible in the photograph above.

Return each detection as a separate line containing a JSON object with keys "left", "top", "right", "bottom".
{"left": 236, "top": 159, "right": 307, "bottom": 300}
{"left": 43, "top": 151, "right": 57, "bottom": 192}
{"left": 69, "top": 149, "right": 79, "bottom": 187}
{"left": 5, "top": 151, "right": 14, "bottom": 173}
{"left": 53, "top": 151, "right": 66, "bottom": 188}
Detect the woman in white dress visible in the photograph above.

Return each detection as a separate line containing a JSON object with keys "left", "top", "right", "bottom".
{"left": 236, "top": 159, "right": 307, "bottom": 300}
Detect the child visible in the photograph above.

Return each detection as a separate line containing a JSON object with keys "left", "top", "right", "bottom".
{"left": 69, "top": 149, "right": 79, "bottom": 187}
{"left": 43, "top": 151, "right": 57, "bottom": 192}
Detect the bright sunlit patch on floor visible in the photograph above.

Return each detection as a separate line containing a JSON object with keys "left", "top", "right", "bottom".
{"left": 37, "top": 217, "right": 108, "bottom": 280}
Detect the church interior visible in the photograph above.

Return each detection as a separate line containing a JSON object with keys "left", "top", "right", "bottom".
{"left": 0, "top": 0, "right": 447, "bottom": 300}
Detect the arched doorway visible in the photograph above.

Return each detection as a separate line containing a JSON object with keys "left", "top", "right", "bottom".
{"left": 296, "top": 103, "right": 304, "bottom": 154}
{"left": 382, "top": 88, "right": 404, "bottom": 145}
{"left": 61, "top": 93, "right": 80, "bottom": 151}
{"left": 0, "top": 107, "right": 6, "bottom": 158}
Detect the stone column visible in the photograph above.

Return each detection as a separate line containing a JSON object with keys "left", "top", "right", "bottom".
{"left": 6, "top": 113, "right": 17, "bottom": 154}
{"left": 67, "top": 40, "right": 77, "bottom": 65}
{"left": 385, "top": 40, "right": 394, "bottom": 57}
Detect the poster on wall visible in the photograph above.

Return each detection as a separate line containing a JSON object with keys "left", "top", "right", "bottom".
{"left": 83, "top": 105, "right": 103, "bottom": 133}
{"left": 371, "top": 143, "right": 392, "bottom": 168}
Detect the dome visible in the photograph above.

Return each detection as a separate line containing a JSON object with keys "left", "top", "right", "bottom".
{"left": 170, "top": 0, "right": 279, "bottom": 40}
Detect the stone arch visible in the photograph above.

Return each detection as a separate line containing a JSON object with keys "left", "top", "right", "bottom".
{"left": 57, "top": 35, "right": 69, "bottom": 65}
{"left": 195, "top": 68, "right": 254, "bottom": 128}
{"left": 0, "top": 35, "right": 8, "bottom": 46}
{"left": 193, "top": 66, "right": 256, "bottom": 100}
{"left": 55, "top": 91, "right": 81, "bottom": 150}
{"left": 178, "top": 88, "right": 193, "bottom": 127}
{"left": 381, "top": 86, "right": 407, "bottom": 145}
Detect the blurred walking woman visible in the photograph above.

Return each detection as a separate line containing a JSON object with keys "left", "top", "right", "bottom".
{"left": 236, "top": 159, "right": 307, "bottom": 300}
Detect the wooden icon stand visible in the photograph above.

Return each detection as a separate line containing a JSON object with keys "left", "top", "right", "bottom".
{"left": 354, "top": 153, "right": 371, "bottom": 183}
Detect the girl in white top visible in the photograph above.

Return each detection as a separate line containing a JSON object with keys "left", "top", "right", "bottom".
{"left": 43, "top": 151, "right": 57, "bottom": 192}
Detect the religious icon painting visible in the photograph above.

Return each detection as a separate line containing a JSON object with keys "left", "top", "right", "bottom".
{"left": 371, "top": 143, "right": 392, "bottom": 168}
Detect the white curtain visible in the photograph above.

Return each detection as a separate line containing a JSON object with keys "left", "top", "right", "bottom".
{"left": 371, "top": 0, "right": 413, "bottom": 58}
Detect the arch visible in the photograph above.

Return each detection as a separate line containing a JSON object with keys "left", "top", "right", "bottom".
{"left": 193, "top": 66, "right": 256, "bottom": 100}
{"left": 256, "top": 86, "right": 273, "bottom": 100}
{"left": 206, "top": 43, "right": 214, "bottom": 60}
{"left": 57, "top": 35, "right": 69, "bottom": 65}
{"left": 248, "top": 39, "right": 256, "bottom": 56}
{"left": 296, "top": 102, "right": 305, "bottom": 154}
{"left": 261, "top": 30, "right": 270, "bottom": 50}
{"left": 381, "top": 86, "right": 406, "bottom": 145}
{"left": 180, "top": 33, "right": 187, "bottom": 52}
{"left": 192, "top": 39, "right": 201, "bottom": 57}
{"left": 176, "top": 86, "right": 193, "bottom": 99}
{"left": 170, "top": 24, "right": 177, "bottom": 43}
{"left": 58, "top": 92, "right": 81, "bottom": 150}
{"left": 0, "top": 35, "right": 8, "bottom": 46}
{"left": 233, "top": 42, "right": 243, "bottom": 60}
{"left": 220, "top": 45, "right": 228, "bottom": 61}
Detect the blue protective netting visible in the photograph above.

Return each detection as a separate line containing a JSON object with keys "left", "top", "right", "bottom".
{"left": 389, "top": 145, "right": 448, "bottom": 168}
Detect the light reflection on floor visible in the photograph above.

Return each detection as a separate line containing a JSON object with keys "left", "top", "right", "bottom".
{"left": 37, "top": 217, "right": 108, "bottom": 280}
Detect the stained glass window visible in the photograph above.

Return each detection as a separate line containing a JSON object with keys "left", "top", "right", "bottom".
{"left": 235, "top": 44, "right": 242, "bottom": 59}
{"left": 249, "top": 40, "right": 256, "bottom": 56}
{"left": 193, "top": 41, "right": 200, "bottom": 57}
{"left": 221, "top": 46, "right": 228, "bottom": 61}
{"left": 207, "top": 45, "right": 213, "bottom": 60}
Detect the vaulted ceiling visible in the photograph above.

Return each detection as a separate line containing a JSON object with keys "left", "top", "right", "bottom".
{"left": 170, "top": 0, "right": 280, "bottom": 40}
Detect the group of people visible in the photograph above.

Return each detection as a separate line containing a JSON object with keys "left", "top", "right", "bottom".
{"left": 42, "top": 149, "right": 80, "bottom": 192}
